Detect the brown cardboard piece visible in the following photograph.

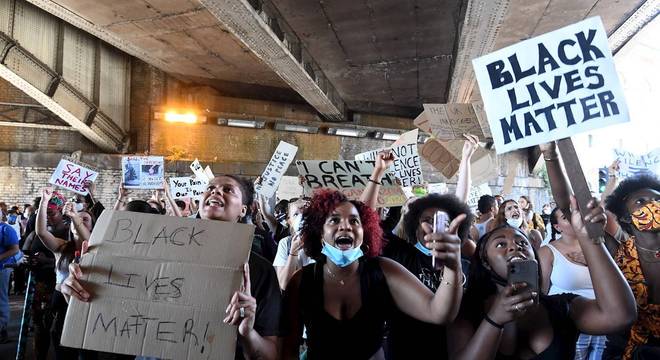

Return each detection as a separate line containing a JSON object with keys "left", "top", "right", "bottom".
{"left": 417, "top": 104, "right": 492, "bottom": 141}
{"left": 419, "top": 139, "right": 461, "bottom": 179}
{"left": 501, "top": 163, "right": 518, "bottom": 196}
{"left": 61, "top": 210, "right": 254, "bottom": 360}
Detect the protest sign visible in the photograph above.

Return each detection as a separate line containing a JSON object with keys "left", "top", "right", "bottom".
{"left": 355, "top": 145, "right": 423, "bottom": 188}
{"left": 427, "top": 183, "right": 448, "bottom": 195}
{"left": 277, "top": 176, "right": 304, "bottom": 200}
{"left": 614, "top": 148, "right": 660, "bottom": 179}
{"left": 472, "top": 17, "right": 629, "bottom": 154}
{"left": 502, "top": 163, "right": 517, "bottom": 196}
{"left": 122, "top": 156, "right": 164, "bottom": 189}
{"left": 414, "top": 104, "right": 490, "bottom": 140}
{"left": 255, "top": 141, "right": 298, "bottom": 198}
{"left": 467, "top": 183, "right": 493, "bottom": 209}
{"left": 296, "top": 160, "right": 404, "bottom": 207}
{"left": 190, "top": 159, "right": 208, "bottom": 182}
{"left": 392, "top": 128, "right": 419, "bottom": 146}
{"left": 61, "top": 210, "right": 254, "bottom": 360}
{"left": 169, "top": 176, "right": 208, "bottom": 199}
{"left": 49, "top": 158, "right": 98, "bottom": 195}
{"left": 204, "top": 166, "right": 215, "bottom": 181}
{"left": 419, "top": 139, "right": 461, "bottom": 179}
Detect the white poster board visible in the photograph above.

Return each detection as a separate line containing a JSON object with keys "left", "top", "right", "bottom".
{"left": 169, "top": 177, "right": 208, "bottom": 199}
{"left": 467, "top": 183, "right": 493, "bottom": 209}
{"left": 614, "top": 148, "right": 660, "bottom": 179}
{"left": 122, "top": 156, "right": 164, "bottom": 189}
{"left": 472, "top": 17, "right": 629, "bottom": 154}
{"left": 49, "top": 158, "right": 98, "bottom": 195}
{"left": 355, "top": 130, "right": 423, "bottom": 187}
{"left": 255, "top": 141, "right": 298, "bottom": 197}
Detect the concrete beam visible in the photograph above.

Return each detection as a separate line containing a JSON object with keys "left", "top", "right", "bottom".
{"left": 608, "top": 0, "right": 659, "bottom": 54}
{"left": 199, "top": 0, "right": 347, "bottom": 121}
{"left": 0, "top": 120, "right": 76, "bottom": 131}
{"left": 447, "top": 0, "right": 510, "bottom": 103}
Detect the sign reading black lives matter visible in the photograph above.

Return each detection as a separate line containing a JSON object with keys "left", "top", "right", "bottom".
{"left": 472, "top": 17, "right": 629, "bottom": 153}
{"left": 61, "top": 210, "right": 254, "bottom": 360}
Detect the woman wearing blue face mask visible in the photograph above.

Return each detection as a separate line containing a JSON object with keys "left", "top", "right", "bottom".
{"left": 281, "top": 189, "right": 466, "bottom": 359}
{"left": 489, "top": 200, "right": 544, "bottom": 250}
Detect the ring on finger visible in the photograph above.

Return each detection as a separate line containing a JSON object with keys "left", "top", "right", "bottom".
{"left": 239, "top": 307, "right": 245, "bottom": 318}
{"left": 514, "top": 304, "right": 521, "bottom": 312}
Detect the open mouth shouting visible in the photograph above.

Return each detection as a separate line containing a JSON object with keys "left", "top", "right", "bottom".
{"left": 334, "top": 235, "right": 355, "bottom": 251}
{"left": 507, "top": 253, "right": 528, "bottom": 264}
{"left": 205, "top": 196, "right": 225, "bottom": 209}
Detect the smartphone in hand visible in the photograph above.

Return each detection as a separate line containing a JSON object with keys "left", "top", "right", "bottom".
{"left": 507, "top": 259, "right": 539, "bottom": 294}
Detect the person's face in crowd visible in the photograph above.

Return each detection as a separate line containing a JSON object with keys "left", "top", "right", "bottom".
{"left": 552, "top": 209, "right": 575, "bottom": 237}
{"left": 322, "top": 202, "right": 364, "bottom": 251}
{"left": 286, "top": 199, "right": 308, "bottom": 228}
{"left": 75, "top": 195, "right": 89, "bottom": 209}
{"left": 24, "top": 205, "right": 34, "bottom": 217}
{"left": 542, "top": 204, "right": 551, "bottom": 215}
{"left": 483, "top": 227, "right": 536, "bottom": 279}
{"left": 71, "top": 212, "right": 93, "bottom": 240}
{"left": 494, "top": 195, "right": 504, "bottom": 207}
{"left": 146, "top": 199, "right": 161, "bottom": 213}
{"left": 180, "top": 203, "right": 191, "bottom": 217}
{"left": 47, "top": 207, "right": 63, "bottom": 226}
{"left": 200, "top": 176, "right": 247, "bottom": 223}
{"left": 624, "top": 188, "right": 660, "bottom": 218}
{"left": 518, "top": 197, "right": 529, "bottom": 211}
{"left": 504, "top": 201, "right": 522, "bottom": 221}
{"left": 415, "top": 206, "right": 449, "bottom": 243}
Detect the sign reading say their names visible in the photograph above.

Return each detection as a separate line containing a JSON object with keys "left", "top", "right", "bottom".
{"left": 49, "top": 158, "right": 98, "bottom": 195}
{"left": 169, "top": 176, "right": 208, "bottom": 199}
{"left": 472, "top": 17, "right": 629, "bottom": 154}
{"left": 61, "top": 210, "right": 254, "bottom": 360}
{"left": 296, "top": 160, "right": 405, "bottom": 207}
{"left": 255, "top": 141, "right": 298, "bottom": 197}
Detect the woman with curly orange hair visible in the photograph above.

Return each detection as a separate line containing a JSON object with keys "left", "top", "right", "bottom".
{"left": 489, "top": 199, "right": 544, "bottom": 250}
{"left": 281, "top": 189, "right": 466, "bottom": 359}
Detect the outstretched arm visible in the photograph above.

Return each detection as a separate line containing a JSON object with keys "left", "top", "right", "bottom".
{"left": 35, "top": 188, "right": 67, "bottom": 253}
{"left": 539, "top": 142, "right": 571, "bottom": 214}
{"left": 361, "top": 150, "right": 395, "bottom": 209}
{"left": 455, "top": 134, "right": 479, "bottom": 202}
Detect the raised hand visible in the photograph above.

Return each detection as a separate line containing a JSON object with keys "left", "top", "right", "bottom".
{"left": 487, "top": 282, "right": 537, "bottom": 325}
{"left": 224, "top": 263, "right": 257, "bottom": 337}
{"left": 41, "top": 187, "right": 54, "bottom": 202}
{"left": 461, "top": 133, "right": 479, "bottom": 159}
{"left": 569, "top": 195, "right": 607, "bottom": 240}
{"left": 61, "top": 240, "right": 91, "bottom": 303}
{"left": 421, "top": 213, "right": 467, "bottom": 271}
{"left": 375, "top": 150, "right": 395, "bottom": 171}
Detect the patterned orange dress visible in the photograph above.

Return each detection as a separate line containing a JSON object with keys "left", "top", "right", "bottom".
{"left": 614, "top": 237, "right": 660, "bottom": 359}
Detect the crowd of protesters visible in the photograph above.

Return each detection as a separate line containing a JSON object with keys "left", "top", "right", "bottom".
{"left": 0, "top": 137, "right": 657, "bottom": 360}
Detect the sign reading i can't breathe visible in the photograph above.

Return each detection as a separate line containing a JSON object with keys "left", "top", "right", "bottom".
{"left": 472, "top": 17, "right": 629, "bottom": 154}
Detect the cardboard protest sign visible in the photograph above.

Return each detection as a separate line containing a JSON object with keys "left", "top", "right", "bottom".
{"left": 414, "top": 104, "right": 490, "bottom": 140}
{"left": 427, "top": 183, "right": 448, "bottom": 195}
{"left": 61, "top": 210, "right": 254, "bottom": 360}
{"left": 392, "top": 128, "right": 419, "bottom": 146}
{"left": 419, "top": 139, "right": 461, "bottom": 179}
{"left": 467, "top": 183, "right": 493, "bottom": 209}
{"left": 169, "top": 177, "right": 208, "bottom": 199}
{"left": 49, "top": 158, "right": 98, "bottom": 195}
{"left": 296, "top": 160, "right": 405, "bottom": 207}
{"left": 472, "top": 17, "right": 629, "bottom": 154}
{"left": 277, "top": 176, "right": 304, "bottom": 200}
{"left": 122, "top": 156, "right": 164, "bottom": 189}
{"left": 355, "top": 146, "right": 423, "bottom": 188}
{"left": 614, "top": 148, "right": 660, "bottom": 179}
{"left": 255, "top": 141, "right": 298, "bottom": 198}
{"left": 501, "top": 163, "right": 518, "bottom": 196}
{"left": 204, "top": 166, "right": 215, "bottom": 181}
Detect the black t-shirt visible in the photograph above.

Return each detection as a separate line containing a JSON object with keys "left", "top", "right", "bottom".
{"left": 382, "top": 234, "right": 449, "bottom": 359}
{"left": 494, "top": 294, "right": 579, "bottom": 360}
{"left": 235, "top": 251, "right": 282, "bottom": 360}
{"left": 250, "top": 227, "right": 278, "bottom": 263}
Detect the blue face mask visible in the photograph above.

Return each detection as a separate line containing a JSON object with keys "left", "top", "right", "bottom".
{"left": 321, "top": 241, "right": 363, "bottom": 267}
{"left": 414, "top": 241, "right": 432, "bottom": 256}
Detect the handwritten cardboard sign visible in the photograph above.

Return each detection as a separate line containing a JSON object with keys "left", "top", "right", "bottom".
{"left": 122, "top": 156, "right": 164, "bottom": 189}
{"left": 61, "top": 210, "right": 254, "bottom": 360}
{"left": 614, "top": 148, "right": 660, "bottom": 179}
{"left": 255, "top": 141, "right": 298, "bottom": 198}
{"left": 296, "top": 160, "right": 404, "bottom": 207}
{"left": 49, "top": 158, "right": 98, "bottom": 195}
{"left": 467, "top": 183, "right": 493, "bottom": 209}
{"left": 355, "top": 143, "right": 423, "bottom": 187}
{"left": 415, "top": 104, "right": 491, "bottom": 140}
{"left": 472, "top": 17, "right": 629, "bottom": 154}
{"left": 190, "top": 159, "right": 208, "bottom": 182}
{"left": 169, "top": 177, "right": 208, "bottom": 200}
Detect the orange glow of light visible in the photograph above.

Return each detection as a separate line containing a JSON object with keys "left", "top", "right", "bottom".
{"left": 164, "top": 111, "right": 197, "bottom": 124}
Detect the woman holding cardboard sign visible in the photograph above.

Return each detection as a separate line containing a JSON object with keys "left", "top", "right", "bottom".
{"left": 62, "top": 175, "right": 282, "bottom": 360}
{"left": 280, "top": 189, "right": 466, "bottom": 359}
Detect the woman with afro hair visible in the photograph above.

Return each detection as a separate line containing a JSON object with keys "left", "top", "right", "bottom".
{"left": 281, "top": 189, "right": 466, "bottom": 359}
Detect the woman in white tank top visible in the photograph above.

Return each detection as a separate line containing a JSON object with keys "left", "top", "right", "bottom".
{"left": 538, "top": 207, "right": 606, "bottom": 360}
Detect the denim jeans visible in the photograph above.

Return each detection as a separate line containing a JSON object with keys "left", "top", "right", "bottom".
{"left": 0, "top": 267, "right": 12, "bottom": 330}
{"left": 575, "top": 333, "right": 607, "bottom": 360}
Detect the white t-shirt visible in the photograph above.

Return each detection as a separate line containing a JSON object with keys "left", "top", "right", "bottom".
{"left": 273, "top": 236, "right": 315, "bottom": 267}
